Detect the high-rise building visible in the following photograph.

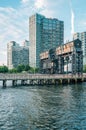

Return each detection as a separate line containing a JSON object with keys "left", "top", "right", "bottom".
{"left": 73, "top": 32, "right": 86, "bottom": 65}
{"left": 29, "top": 13, "right": 64, "bottom": 67}
{"left": 7, "top": 41, "right": 29, "bottom": 69}
{"left": 22, "top": 40, "right": 29, "bottom": 47}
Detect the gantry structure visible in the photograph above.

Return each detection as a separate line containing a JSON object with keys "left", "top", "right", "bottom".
{"left": 40, "top": 39, "right": 83, "bottom": 75}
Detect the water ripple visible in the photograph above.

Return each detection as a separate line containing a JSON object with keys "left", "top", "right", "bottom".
{"left": 0, "top": 84, "right": 86, "bottom": 130}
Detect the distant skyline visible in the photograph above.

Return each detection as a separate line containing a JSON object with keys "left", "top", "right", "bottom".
{"left": 0, "top": 0, "right": 86, "bottom": 65}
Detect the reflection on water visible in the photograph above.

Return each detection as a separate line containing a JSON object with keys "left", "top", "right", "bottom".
{"left": 0, "top": 83, "right": 86, "bottom": 130}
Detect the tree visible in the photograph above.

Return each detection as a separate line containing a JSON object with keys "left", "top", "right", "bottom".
{"left": 34, "top": 68, "right": 39, "bottom": 73}
{"left": 9, "top": 68, "right": 17, "bottom": 73}
{"left": 25, "top": 64, "right": 30, "bottom": 71}
{"left": 83, "top": 65, "right": 86, "bottom": 72}
{"left": 3, "top": 66, "right": 8, "bottom": 73}
{"left": 0, "top": 66, "right": 8, "bottom": 73}
{"left": 28, "top": 67, "right": 39, "bottom": 73}
{"left": 17, "top": 64, "right": 25, "bottom": 72}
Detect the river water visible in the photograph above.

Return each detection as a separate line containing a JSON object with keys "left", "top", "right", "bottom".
{"left": 0, "top": 82, "right": 86, "bottom": 130}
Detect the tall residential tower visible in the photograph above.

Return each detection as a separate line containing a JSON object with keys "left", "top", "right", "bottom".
{"left": 29, "top": 13, "right": 64, "bottom": 67}
{"left": 73, "top": 32, "right": 86, "bottom": 65}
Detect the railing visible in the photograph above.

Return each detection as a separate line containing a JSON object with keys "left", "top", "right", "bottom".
{"left": 0, "top": 73, "right": 85, "bottom": 80}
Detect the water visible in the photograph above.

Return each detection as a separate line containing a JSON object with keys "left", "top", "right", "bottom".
{"left": 0, "top": 83, "right": 86, "bottom": 130}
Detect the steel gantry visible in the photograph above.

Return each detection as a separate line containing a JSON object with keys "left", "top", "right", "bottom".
{"left": 40, "top": 39, "right": 83, "bottom": 75}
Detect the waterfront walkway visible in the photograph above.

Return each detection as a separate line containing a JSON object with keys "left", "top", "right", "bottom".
{"left": 0, "top": 73, "right": 86, "bottom": 87}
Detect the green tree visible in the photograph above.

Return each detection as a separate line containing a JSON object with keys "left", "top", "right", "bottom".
{"left": 29, "top": 67, "right": 34, "bottom": 73}
{"left": 9, "top": 68, "right": 17, "bottom": 73}
{"left": 0, "top": 66, "right": 8, "bottom": 73}
{"left": 17, "top": 64, "right": 25, "bottom": 72}
{"left": 3, "top": 66, "right": 8, "bottom": 73}
{"left": 83, "top": 65, "right": 86, "bottom": 72}
{"left": 35, "top": 68, "right": 39, "bottom": 73}
{"left": 25, "top": 64, "right": 30, "bottom": 71}
{"left": 28, "top": 67, "right": 39, "bottom": 73}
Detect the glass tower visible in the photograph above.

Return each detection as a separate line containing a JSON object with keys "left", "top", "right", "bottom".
{"left": 29, "top": 13, "right": 64, "bottom": 68}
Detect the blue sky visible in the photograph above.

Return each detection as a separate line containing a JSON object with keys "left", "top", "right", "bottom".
{"left": 0, "top": 0, "right": 86, "bottom": 65}
{"left": 0, "top": 0, "right": 21, "bottom": 8}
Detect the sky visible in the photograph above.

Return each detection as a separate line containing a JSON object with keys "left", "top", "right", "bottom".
{"left": 0, "top": 0, "right": 86, "bottom": 65}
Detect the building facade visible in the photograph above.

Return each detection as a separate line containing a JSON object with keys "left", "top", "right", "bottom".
{"left": 7, "top": 41, "right": 29, "bottom": 69}
{"left": 40, "top": 39, "right": 83, "bottom": 74}
{"left": 29, "top": 13, "right": 64, "bottom": 68}
{"left": 73, "top": 32, "right": 86, "bottom": 65}
{"left": 22, "top": 40, "right": 29, "bottom": 47}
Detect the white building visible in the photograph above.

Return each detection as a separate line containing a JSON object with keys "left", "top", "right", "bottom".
{"left": 7, "top": 41, "right": 29, "bottom": 69}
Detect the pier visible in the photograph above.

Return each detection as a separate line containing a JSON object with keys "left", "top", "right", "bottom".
{"left": 0, "top": 73, "right": 86, "bottom": 87}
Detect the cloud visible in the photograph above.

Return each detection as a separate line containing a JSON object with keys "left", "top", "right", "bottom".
{"left": 0, "top": 0, "right": 85, "bottom": 65}
{"left": 0, "top": 6, "right": 29, "bottom": 65}
{"left": 0, "top": 0, "right": 66, "bottom": 65}
{"left": 21, "top": 0, "right": 29, "bottom": 4}
{"left": 0, "top": 0, "right": 58, "bottom": 45}
{"left": 71, "top": 9, "right": 75, "bottom": 34}
{"left": 0, "top": 49, "right": 7, "bottom": 65}
{"left": 0, "top": 50, "right": 6, "bottom": 56}
{"left": 69, "top": 0, "right": 75, "bottom": 35}
{"left": 34, "top": 0, "right": 45, "bottom": 9}
{"left": 76, "top": 20, "right": 86, "bottom": 32}
{"left": 79, "top": 20, "right": 86, "bottom": 26}
{"left": 83, "top": 22, "right": 86, "bottom": 25}
{"left": 0, "top": 8, "right": 28, "bottom": 41}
